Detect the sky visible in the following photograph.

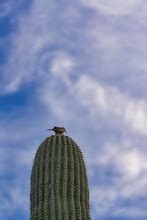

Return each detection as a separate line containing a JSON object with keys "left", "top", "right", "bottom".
{"left": 0, "top": 0, "right": 147, "bottom": 219}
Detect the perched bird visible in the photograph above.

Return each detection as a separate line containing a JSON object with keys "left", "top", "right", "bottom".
{"left": 47, "top": 126, "right": 67, "bottom": 134}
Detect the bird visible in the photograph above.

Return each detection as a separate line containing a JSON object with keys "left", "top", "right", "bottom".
{"left": 47, "top": 126, "right": 67, "bottom": 135}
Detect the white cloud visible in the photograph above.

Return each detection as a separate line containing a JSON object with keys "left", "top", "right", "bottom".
{"left": 88, "top": 136, "right": 147, "bottom": 218}
{"left": 73, "top": 75, "right": 147, "bottom": 135}
{"left": 40, "top": 72, "right": 147, "bottom": 135}
{"left": 51, "top": 53, "right": 74, "bottom": 76}
{"left": 113, "top": 206, "right": 147, "bottom": 218}
{"left": 91, "top": 186, "right": 117, "bottom": 216}
{"left": 92, "top": 180, "right": 147, "bottom": 218}
{"left": 0, "top": 2, "right": 14, "bottom": 18}
{"left": 86, "top": 132, "right": 147, "bottom": 218}
{"left": 17, "top": 146, "right": 36, "bottom": 167}
{"left": 117, "top": 149, "right": 147, "bottom": 178}
{"left": 1, "top": 0, "right": 147, "bottom": 98}
{"left": 0, "top": 183, "right": 29, "bottom": 219}
{"left": 82, "top": 0, "right": 140, "bottom": 15}
{"left": 0, "top": 132, "right": 36, "bottom": 219}
{"left": 89, "top": 138, "right": 147, "bottom": 180}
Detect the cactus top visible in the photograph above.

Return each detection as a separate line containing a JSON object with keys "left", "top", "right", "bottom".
{"left": 30, "top": 135, "right": 91, "bottom": 220}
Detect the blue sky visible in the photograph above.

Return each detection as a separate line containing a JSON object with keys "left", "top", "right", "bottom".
{"left": 1, "top": 0, "right": 147, "bottom": 219}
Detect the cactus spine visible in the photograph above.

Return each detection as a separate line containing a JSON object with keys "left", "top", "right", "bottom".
{"left": 30, "top": 135, "right": 91, "bottom": 219}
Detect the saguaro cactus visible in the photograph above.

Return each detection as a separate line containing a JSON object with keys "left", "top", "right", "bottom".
{"left": 30, "top": 135, "right": 91, "bottom": 219}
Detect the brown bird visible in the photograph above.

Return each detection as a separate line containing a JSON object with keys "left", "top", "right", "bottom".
{"left": 47, "top": 126, "right": 67, "bottom": 134}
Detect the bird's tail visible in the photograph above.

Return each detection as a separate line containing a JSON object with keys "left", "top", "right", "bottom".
{"left": 47, "top": 128, "right": 53, "bottom": 131}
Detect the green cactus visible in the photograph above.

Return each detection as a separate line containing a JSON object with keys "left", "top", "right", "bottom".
{"left": 30, "top": 135, "right": 91, "bottom": 219}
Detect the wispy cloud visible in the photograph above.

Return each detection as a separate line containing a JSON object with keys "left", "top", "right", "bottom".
{"left": 82, "top": 0, "right": 140, "bottom": 15}
{"left": 0, "top": 179, "right": 29, "bottom": 219}
{"left": 41, "top": 73, "right": 147, "bottom": 135}
{"left": 89, "top": 139, "right": 147, "bottom": 218}
{"left": 0, "top": 2, "right": 15, "bottom": 18}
